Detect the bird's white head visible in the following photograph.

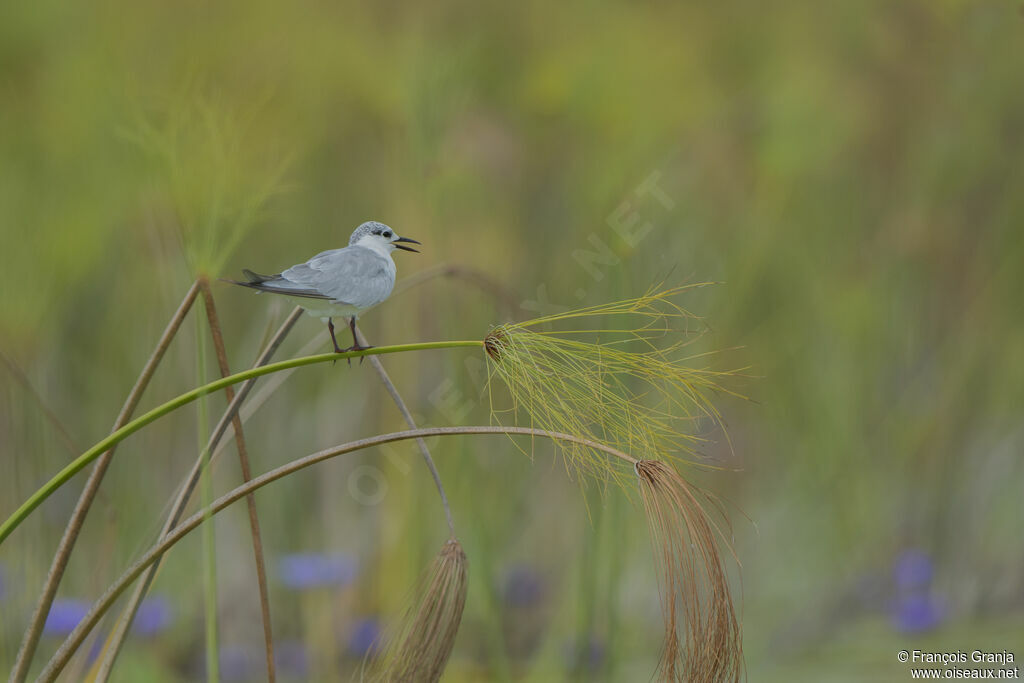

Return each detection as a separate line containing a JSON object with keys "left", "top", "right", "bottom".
{"left": 348, "top": 221, "right": 420, "bottom": 256}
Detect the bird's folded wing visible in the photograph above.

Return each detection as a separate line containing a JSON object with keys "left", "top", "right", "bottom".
{"left": 279, "top": 246, "right": 393, "bottom": 308}
{"left": 234, "top": 269, "right": 331, "bottom": 299}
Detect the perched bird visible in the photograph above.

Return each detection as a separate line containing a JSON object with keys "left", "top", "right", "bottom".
{"left": 227, "top": 221, "right": 420, "bottom": 355}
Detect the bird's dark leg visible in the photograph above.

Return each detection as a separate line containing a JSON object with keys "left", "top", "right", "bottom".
{"left": 327, "top": 318, "right": 345, "bottom": 354}
{"left": 330, "top": 317, "right": 375, "bottom": 367}
{"left": 347, "top": 316, "right": 374, "bottom": 365}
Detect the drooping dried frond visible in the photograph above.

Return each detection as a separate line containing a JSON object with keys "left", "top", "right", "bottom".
{"left": 484, "top": 284, "right": 744, "bottom": 489}
{"left": 365, "top": 538, "right": 468, "bottom": 683}
{"left": 635, "top": 460, "right": 742, "bottom": 682}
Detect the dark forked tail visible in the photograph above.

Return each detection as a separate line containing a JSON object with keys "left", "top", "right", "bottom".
{"left": 242, "top": 269, "right": 278, "bottom": 284}
{"left": 220, "top": 269, "right": 281, "bottom": 291}
{"left": 221, "top": 270, "right": 329, "bottom": 300}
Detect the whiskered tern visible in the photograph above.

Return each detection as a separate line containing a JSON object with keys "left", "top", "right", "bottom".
{"left": 227, "top": 221, "right": 419, "bottom": 357}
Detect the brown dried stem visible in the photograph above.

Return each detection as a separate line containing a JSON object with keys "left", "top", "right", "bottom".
{"left": 0, "top": 349, "right": 79, "bottom": 457}
{"left": 355, "top": 324, "right": 456, "bottom": 537}
{"left": 9, "top": 279, "right": 201, "bottom": 683}
{"left": 392, "top": 262, "right": 521, "bottom": 316}
{"left": 198, "top": 279, "right": 275, "bottom": 683}
{"left": 92, "top": 304, "right": 303, "bottom": 681}
{"left": 39, "top": 425, "right": 636, "bottom": 682}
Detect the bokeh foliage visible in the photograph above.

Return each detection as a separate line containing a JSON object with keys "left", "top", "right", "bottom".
{"left": 2, "top": 0, "right": 1023, "bottom": 680}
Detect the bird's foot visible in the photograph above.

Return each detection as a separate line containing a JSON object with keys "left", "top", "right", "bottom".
{"left": 336, "top": 343, "right": 374, "bottom": 367}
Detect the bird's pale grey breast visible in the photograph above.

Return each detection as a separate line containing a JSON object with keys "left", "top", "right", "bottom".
{"left": 280, "top": 245, "right": 396, "bottom": 308}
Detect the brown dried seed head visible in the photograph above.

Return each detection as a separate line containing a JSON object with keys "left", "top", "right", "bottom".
{"left": 635, "top": 459, "right": 742, "bottom": 682}
{"left": 367, "top": 538, "right": 469, "bottom": 683}
{"left": 483, "top": 327, "right": 508, "bottom": 361}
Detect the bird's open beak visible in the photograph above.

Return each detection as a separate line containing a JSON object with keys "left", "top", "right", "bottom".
{"left": 393, "top": 236, "right": 421, "bottom": 253}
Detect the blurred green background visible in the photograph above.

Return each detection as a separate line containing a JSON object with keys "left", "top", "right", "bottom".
{"left": 2, "top": 0, "right": 1023, "bottom": 680}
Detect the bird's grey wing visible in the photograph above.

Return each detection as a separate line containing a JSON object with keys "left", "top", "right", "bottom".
{"left": 280, "top": 246, "right": 394, "bottom": 308}
{"left": 226, "top": 268, "right": 330, "bottom": 299}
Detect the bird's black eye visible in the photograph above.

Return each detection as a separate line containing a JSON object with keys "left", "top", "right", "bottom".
{"left": 383, "top": 231, "right": 392, "bottom": 239}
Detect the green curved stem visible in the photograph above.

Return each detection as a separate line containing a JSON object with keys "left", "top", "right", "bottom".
{"left": 0, "top": 340, "right": 482, "bottom": 546}
{"left": 38, "top": 425, "right": 637, "bottom": 683}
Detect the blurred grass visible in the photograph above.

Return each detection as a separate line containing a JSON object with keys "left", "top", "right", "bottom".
{"left": 2, "top": 0, "right": 1024, "bottom": 680}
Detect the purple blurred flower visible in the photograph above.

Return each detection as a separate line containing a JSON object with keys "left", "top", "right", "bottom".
{"left": 348, "top": 617, "right": 382, "bottom": 657}
{"left": 503, "top": 565, "right": 545, "bottom": 607}
{"left": 278, "top": 552, "right": 358, "bottom": 589}
{"left": 132, "top": 596, "right": 173, "bottom": 636}
{"left": 274, "top": 639, "right": 310, "bottom": 677}
{"left": 890, "top": 549, "right": 944, "bottom": 633}
{"left": 894, "top": 550, "right": 933, "bottom": 590}
{"left": 892, "top": 594, "right": 944, "bottom": 633}
{"left": 43, "top": 599, "right": 90, "bottom": 635}
{"left": 218, "top": 644, "right": 259, "bottom": 682}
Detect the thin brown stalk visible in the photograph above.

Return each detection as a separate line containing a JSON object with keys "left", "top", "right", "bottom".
{"left": 209, "top": 332, "right": 324, "bottom": 461}
{"left": 199, "top": 278, "right": 275, "bottom": 683}
{"left": 92, "top": 304, "right": 303, "bottom": 681}
{"left": 635, "top": 460, "right": 742, "bottom": 682}
{"left": 9, "top": 279, "right": 200, "bottom": 683}
{"left": 366, "top": 538, "right": 468, "bottom": 683}
{"left": 392, "top": 262, "right": 520, "bottom": 316}
{"left": 0, "top": 349, "right": 79, "bottom": 456}
{"left": 39, "top": 425, "right": 637, "bottom": 682}
{"left": 355, "top": 325, "right": 456, "bottom": 537}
